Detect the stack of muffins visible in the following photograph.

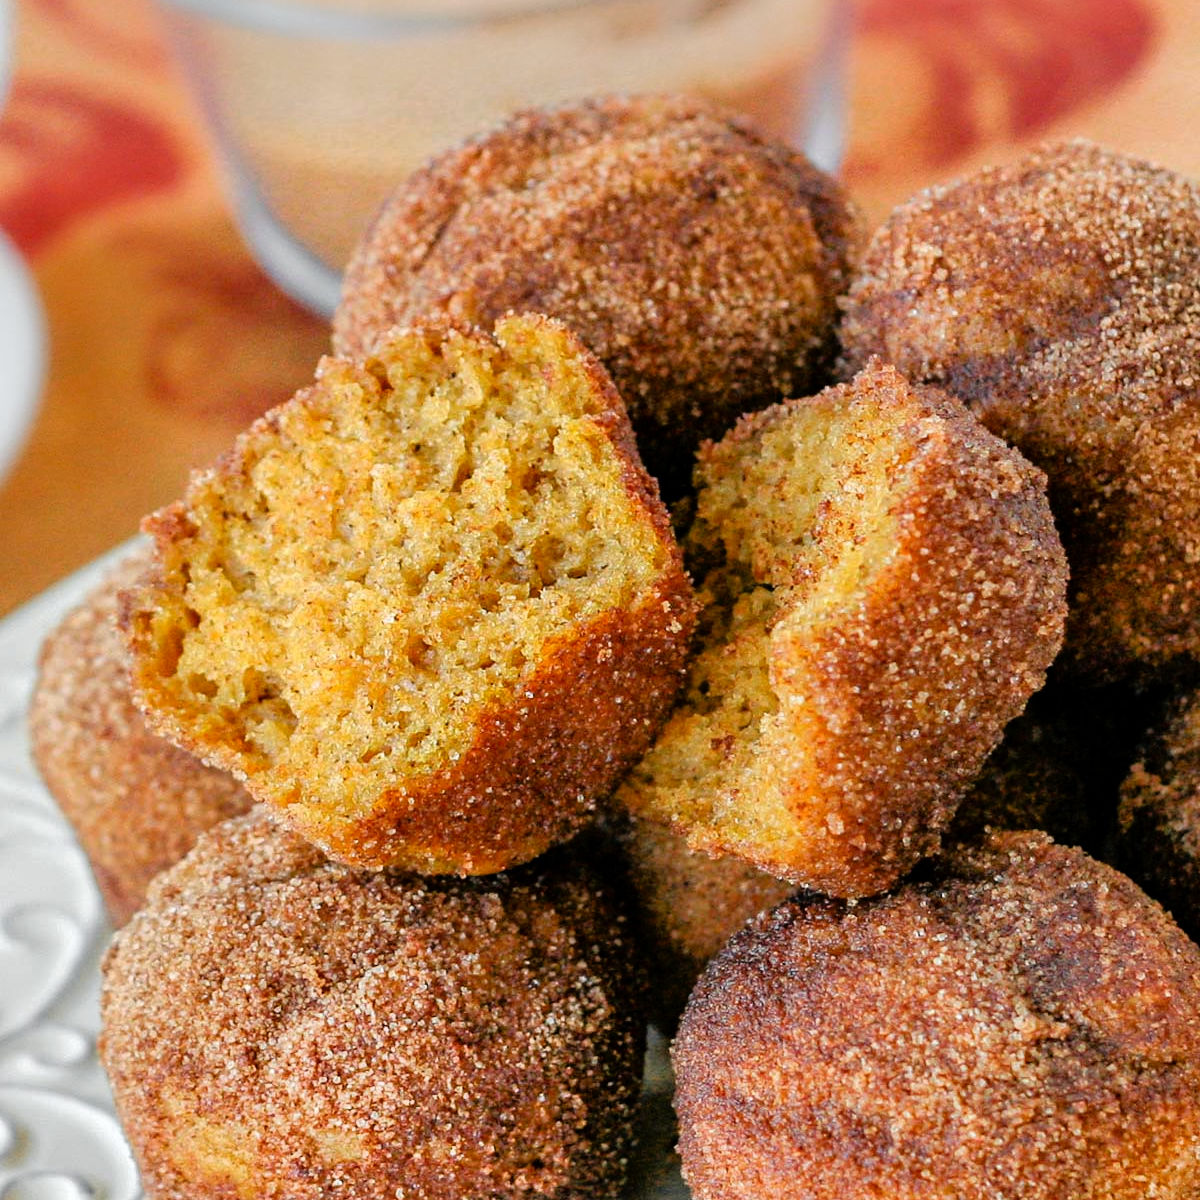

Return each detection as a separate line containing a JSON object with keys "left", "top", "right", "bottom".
{"left": 31, "top": 96, "right": 1200, "bottom": 1199}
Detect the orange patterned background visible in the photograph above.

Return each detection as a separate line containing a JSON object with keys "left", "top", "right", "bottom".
{"left": 0, "top": 0, "right": 1192, "bottom": 613}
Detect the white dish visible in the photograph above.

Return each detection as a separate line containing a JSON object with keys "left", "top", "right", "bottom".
{"left": 0, "top": 225, "right": 45, "bottom": 486}
{"left": 0, "top": 543, "right": 684, "bottom": 1200}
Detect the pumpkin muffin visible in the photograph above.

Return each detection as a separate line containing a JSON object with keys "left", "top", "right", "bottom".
{"left": 334, "top": 93, "right": 862, "bottom": 497}
{"left": 100, "top": 811, "right": 645, "bottom": 1200}
{"left": 674, "top": 832, "right": 1200, "bottom": 1200}
{"left": 1117, "top": 688, "right": 1200, "bottom": 941}
{"left": 125, "top": 314, "right": 695, "bottom": 874}
{"left": 617, "top": 361, "right": 1067, "bottom": 898}
{"left": 841, "top": 140, "right": 1200, "bottom": 679}
{"left": 30, "top": 545, "right": 251, "bottom": 925}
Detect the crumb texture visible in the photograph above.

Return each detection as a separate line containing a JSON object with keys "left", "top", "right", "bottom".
{"left": 674, "top": 831, "right": 1200, "bottom": 1200}
{"left": 100, "top": 811, "right": 646, "bottom": 1200}
{"left": 841, "top": 139, "right": 1200, "bottom": 678}
{"left": 618, "top": 361, "right": 1067, "bottom": 897}
{"left": 334, "top": 93, "right": 862, "bottom": 496}
{"left": 29, "top": 546, "right": 251, "bottom": 925}
{"left": 127, "top": 314, "right": 694, "bottom": 873}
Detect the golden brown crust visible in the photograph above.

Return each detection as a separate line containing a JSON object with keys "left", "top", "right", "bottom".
{"left": 1117, "top": 688, "right": 1200, "bottom": 941}
{"left": 619, "top": 362, "right": 1068, "bottom": 897}
{"left": 334, "top": 93, "right": 862, "bottom": 497}
{"left": 840, "top": 140, "right": 1200, "bottom": 680}
{"left": 674, "top": 831, "right": 1200, "bottom": 1200}
{"left": 125, "top": 315, "right": 695, "bottom": 873}
{"left": 100, "top": 810, "right": 646, "bottom": 1200}
{"left": 29, "top": 547, "right": 251, "bottom": 925}
{"left": 754, "top": 376, "right": 1065, "bottom": 892}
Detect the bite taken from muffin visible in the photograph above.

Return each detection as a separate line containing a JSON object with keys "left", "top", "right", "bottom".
{"left": 617, "top": 360, "right": 1068, "bottom": 898}
{"left": 124, "top": 314, "right": 695, "bottom": 875}
{"left": 334, "top": 93, "right": 862, "bottom": 498}
{"left": 100, "top": 811, "right": 647, "bottom": 1200}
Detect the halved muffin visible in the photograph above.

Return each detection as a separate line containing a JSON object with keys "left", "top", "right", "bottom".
{"left": 125, "top": 314, "right": 695, "bottom": 874}
{"left": 617, "top": 361, "right": 1067, "bottom": 897}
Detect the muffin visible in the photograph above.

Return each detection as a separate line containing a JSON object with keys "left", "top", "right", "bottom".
{"left": 841, "top": 140, "right": 1200, "bottom": 679}
{"left": 617, "top": 361, "right": 1067, "bottom": 897}
{"left": 334, "top": 93, "right": 862, "bottom": 496}
{"left": 100, "top": 811, "right": 646, "bottom": 1200}
{"left": 125, "top": 314, "right": 695, "bottom": 874}
{"left": 29, "top": 545, "right": 251, "bottom": 925}
{"left": 674, "top": 831, "right": 1200, "bottom": 1200}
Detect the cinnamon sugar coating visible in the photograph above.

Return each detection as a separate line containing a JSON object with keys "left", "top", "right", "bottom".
{"left": 125, "top": 315, "right": 695, "bottom": 874}
{"left": 29, "top": 547, "right": 251, "bottom": 925}
{"left": 841, "top": 140, "right": 1200, "bottom": 679}
{"left": 617, "top": 362, "right": 1067, "bottom": 898}
{"left": 100, "top": 811, "right": 646, "bottom": 1200}
{"left": 334, "top": 93, "right": 861, "bottom": 497}
{"left": 1118, "top": 687, "right": 1200, "bottom": 940}
{"left": 674, "top": 831, "right": 1200, "bottom": 1200}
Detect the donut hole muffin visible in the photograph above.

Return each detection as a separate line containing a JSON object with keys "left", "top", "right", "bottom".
{"left": 618, "top": 361, "right": 1067, "bottom": 897}
{"left": 100, "top": 811, "right": 646, "bottom": 1200}
{"left": 334, "top": 94, "right": 862, "bottom": 497}
{"left": 674, "top": 832, "right": 1200, "bottom": 1200}
{"left": 29, "top": 547, "right": 252, "bottom": 926}
{"left": 840, "top": 140, "right": 1200, "bottom": 679}
{"left": 127, "top": 314, "right": 695, "bottom": 873}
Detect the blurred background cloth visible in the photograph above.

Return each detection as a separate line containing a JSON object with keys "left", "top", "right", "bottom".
{"left": 0, "top": 0, "right": 1192, "bottom": 613}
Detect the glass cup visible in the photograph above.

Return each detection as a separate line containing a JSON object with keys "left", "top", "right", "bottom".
{"left": 159, "top": 0, "right": 848, "bottom": 316}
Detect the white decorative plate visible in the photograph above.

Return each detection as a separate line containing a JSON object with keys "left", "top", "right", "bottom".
{"left": 0, "top": 226, "right": 45, "bottom": 487}
{"left": 0, "top": 542, "right": 685, "bottom": 1200}
{"left": 0, "top": 543, "right": 140, "bottom": 1200}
